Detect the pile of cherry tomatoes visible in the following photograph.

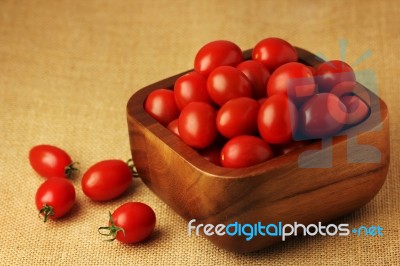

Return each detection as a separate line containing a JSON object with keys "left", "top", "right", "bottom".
{"left": 29, "top": 144, "right": 156, "bottom": 244}
{"left": 145, "top": 38, "right": 370, "bottom": 168}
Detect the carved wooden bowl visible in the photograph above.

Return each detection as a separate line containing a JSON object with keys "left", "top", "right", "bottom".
{"left": 126, "top": 48, "right": 389, "bottom": 253}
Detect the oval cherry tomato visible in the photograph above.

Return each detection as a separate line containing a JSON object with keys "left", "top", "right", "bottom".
{"left": 167, "top": 119, "right": 180, "bottom": 137}
{"left": 194, "top": 40, "right": 244, "bottom": 76}
{"left": 267, "top": 62, "right": 316, "bottom": 105}
{"left": 144, "top": 89, "right": 180, "bottom": 126}
{"left": 315, "top": 60, "right": 356, "bottom": 93}
{"left": 216, "top": 97, "right": 259, "bottom": 139}
{"left": 252, "top": 37, "right": 298, "bottom": 72}
{"left": 35, "top": 177, "right": 76, "bottom": 222}
{"left": 99, "top": 202, "right": 156, "bottom": 244}
{"left": 299, "top": 93, "right": 348, "bottom": 138}
{"left": 207, "top": 66, "right": 252, "bottom": 106}
{"left": 81, "top": 160, "right": 133, "bottom": 201}
{"left": 178, "top": 102, "right": 217, "bottom": 149}
{"left": 258, "top": 95, "right": 298, "bottom": 144}
{"left": 221, "top": 135, "right": 274, "bottom": 168}
{"left": 174, "top": 71, "right": 212, "bottom": 110}
{"left": 29, "top": 144, "right": 77, "bottom": 179}
{"left": 237, "top": 60, "right": 270, "bottom": 98}
{"left": 340, "top": 95, "right": 369, "bottom": 125}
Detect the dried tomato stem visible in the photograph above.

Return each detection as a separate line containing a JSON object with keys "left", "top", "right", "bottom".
{"left": 126, "top": 159, "right": 139, "bottom": 178}
{"left": 64, "top": 162, "right": 80, "bottom": 179}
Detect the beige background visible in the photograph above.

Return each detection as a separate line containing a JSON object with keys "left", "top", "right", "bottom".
{"left": 0, "top": 0, "right": 399, "bottom": 265}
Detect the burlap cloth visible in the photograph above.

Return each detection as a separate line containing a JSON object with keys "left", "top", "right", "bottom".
{"left": 0, "top": 0, "right": 398, "bottom": 265}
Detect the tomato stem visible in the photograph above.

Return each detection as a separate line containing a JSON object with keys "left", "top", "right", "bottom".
{"left": 126, "top": 159, "right": 140, "bottom": 178}
{"left": 64, "top": 162, "right": 80, "bottom": 179}
{"left": 98, "top": 211, "right": 125, "bottom": 242}
{"left": 38, "top": 204, "right": 54, "bottom": 223}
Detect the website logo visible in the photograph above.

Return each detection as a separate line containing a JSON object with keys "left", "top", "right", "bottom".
{"left": 188, "top": 219, "right": 383, "bottom": 241}
{"left": 295, "top": 39, "right": 382, "bottom": 168}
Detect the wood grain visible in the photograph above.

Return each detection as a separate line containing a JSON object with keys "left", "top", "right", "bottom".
{"left": 126, "top": 48, "right": 390, "bottom": 253}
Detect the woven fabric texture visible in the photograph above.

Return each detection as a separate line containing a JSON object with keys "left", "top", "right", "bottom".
{"left": 0, "top": 0, "right": 399, "bottom": 265}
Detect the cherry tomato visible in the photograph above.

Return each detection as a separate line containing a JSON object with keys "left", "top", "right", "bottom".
{"left": 252, "top": 37, "right": 298, "bottom": 72}
{"left": 216, "top": 97, "right": 259, "bottom": 139}
{"left": 198, "top": 145, "right": 222, "bottom": 166}
{"left": 299, "top": 93, "right": 348, "bottom": 138}
{"left": 221, "top": 135, "right": 274, "bottom": 168}
{"left": 194, "top": 40, "right": 244, "bottom": 76}
{"left": 29, "top": 144, "right": 77, "bottom": 179}
{"left": 315, "top": 60, "right": 356, "bottom": 93}
{"left": 35, "top": 177, "right": 76, "bottom": 222}
{"left": 167, "top": 119, "right": 180, "bottom": 137}
{"left": 207, "top": 66, "right": 252, "bottom": 106}
{"left": 81, "top": 160, "right": 133, "bottom": 201}
{"left": 174, "top": 71, "right": 212, "bottom": 110}
{"left": 340, "top": 95, "right": 369, "bottom": 125}
{"left": 144, "top": 89, "right": 180, "bottom": 126}
{"left": 99, "top": 202, "right": 156, "bottom": 244}
{"left": 178, "top": 102, "right": 217, "bottom": 149}
{"left": 237, "top": 60, "right": 270, "bottom": 98}
{"left": 267, "top": 62, "right": 316, "bottom": 105}
{"left": 258, "top": 95, "right": 298, "bottom": 145}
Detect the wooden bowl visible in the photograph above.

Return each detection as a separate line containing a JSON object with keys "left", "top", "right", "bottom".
{"left": 126, "top": 48, "right": 390, "bottom": 253}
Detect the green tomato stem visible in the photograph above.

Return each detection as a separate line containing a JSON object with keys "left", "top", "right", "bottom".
{"left": 98, "top": 211, "right": 125, "bottom": 242}
{"left": 38, "top": 204, "right": 54, "bottom": 223}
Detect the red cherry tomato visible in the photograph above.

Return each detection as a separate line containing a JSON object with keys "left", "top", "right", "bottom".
{"left": 194, "top": 40, "right": 244, "bottom": 76}
{"left": 167, "top": 119, "right": 180, "bottom": 137}
{"left": 198, "top": 145, "right": 222, "bottom": 166}
{"left": 221, "top": 135, "right": 274, "bottom": 168}
{"left": 29, "top": 144, "right": 77, "bottom": 179}
{"left": 178, "top": 102, "right": 217, "bottom": 149}
{"left": 252, "top": 37, "right": 298, "bottom": 72}
{"left": 81, "top": 160, "right": 133, "bottom": 201}
{"left": 35, "top": 177, "right": 76, "bottom": 222}
{"left": 216, "top": 97, "right": 259, "bottom": 139}
{"left": 144, "top": 89, "right": 180, "bottom": 126}
{"left": 99, "top": 202, "right": 156, "bottom": 244}
{"left": 258, "top": 95, "right": 298, "bottom": 145}
{"left": 174, "top": 71, "right": 212, "bottom": 110}
{"left": 207, "top": 66, "right": 252, "bottom": 106}
{"left": 315, "top": 60, "right": 356, "bottom": 93}
{"left": 299, "top": 93, "right": 348, "bottom": 138}
{"left": 267, "top": 62, "right": 316, "bottom": 105}
{"left": 237, "top": 60, "right": 270, "bottom": 98}
{"left": 340, "top": 95, "right": 369, "bottom": 125}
